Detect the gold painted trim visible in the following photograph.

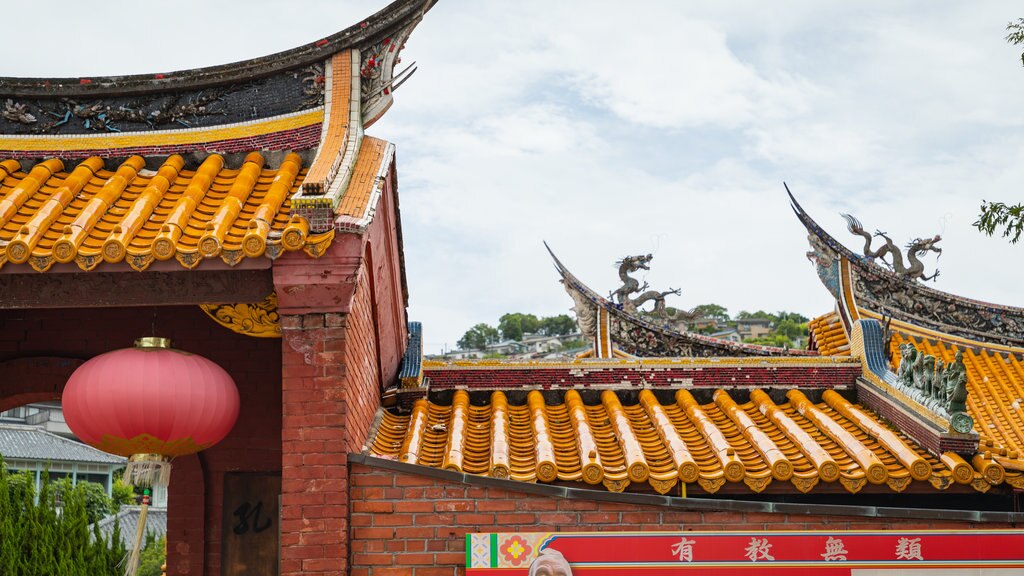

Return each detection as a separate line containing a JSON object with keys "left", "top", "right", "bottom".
{"left": 0, "top": 109, "right": 323, "bottom": 151}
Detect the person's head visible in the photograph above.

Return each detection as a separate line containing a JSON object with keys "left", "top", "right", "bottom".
{"left": 529, "top": 548, "right": 573, "bottom": 576}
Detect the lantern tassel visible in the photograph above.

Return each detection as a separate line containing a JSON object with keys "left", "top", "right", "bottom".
{"left": 123, "top": 454, "right": 172, "bottom": 488}
{"left": 122, "top": 454, "right": 172, "bottom": 576}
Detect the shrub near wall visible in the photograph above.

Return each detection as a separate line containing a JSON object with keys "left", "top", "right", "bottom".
{"left": 0, "top": 456, "right": 126, "bottom": 576}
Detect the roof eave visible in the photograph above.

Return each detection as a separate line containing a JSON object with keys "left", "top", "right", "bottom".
{"left": 0, "top": 0, "right": 437, "bottom": 98}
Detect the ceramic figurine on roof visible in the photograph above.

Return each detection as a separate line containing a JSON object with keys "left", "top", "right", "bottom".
{"left": 894, "top": 343, "right": 973, "bottom": 433}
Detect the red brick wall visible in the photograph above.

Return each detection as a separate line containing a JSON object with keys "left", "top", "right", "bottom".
{"left": 0, "top": 305, "right": 282, "bottom": 576}
{"left": 280, "top": 311, "right": 351, "bottom": 576}
{"left": 277, "top": 157, "right": 408, "bottom": 576}
{"left": 364, "top": 164, "right": 408, "bottom": 390}
{"left": 345, "top": 264, "right": 384, "bottom": 453}
{"left": 277, "top": 259, "right": 398, "bottom": 576}
{"left": 349, "top": 463, "right": 1015, "bottom": 576}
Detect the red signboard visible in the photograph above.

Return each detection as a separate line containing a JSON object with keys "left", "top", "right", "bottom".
{"left": 466, "top": 530, "right": 1024, "bottom": 574}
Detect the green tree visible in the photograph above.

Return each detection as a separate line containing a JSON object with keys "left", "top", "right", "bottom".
{"left": 776, "top": 311, "right": 808, "bottom": 324}
{"left": 539, "top": 314, "right": 576, "bottom": 336}
{"left": 692, "top": 303, "right": 730, "bottom": 323}
{"left": 736, "top": 310, "right": 775, "bottom": 321}
{"left": 775, "top": 319, "right": 808, "bottom": 342}
{"left": 56, "top": 478, "right": 113, "bottom": 524}
{"left": 457, "top": 323, "right": 499, "bottom": 350}
{"left": 1, "top": 457, "right": 127, "bottom": 576}
{"left": 138, "top": 534, "right": 166, "bottom": 576}
{"left": 498, "top": 313, "right": 541, "bottom": 341}
{"left": 976, "top": 19, "right": 1024, "bottom": 242}
{"left": 111, "top": 478, "right": 136, "bottom": 510}
{"left": 744, "top": 334, "right": 793, "bottom": 348}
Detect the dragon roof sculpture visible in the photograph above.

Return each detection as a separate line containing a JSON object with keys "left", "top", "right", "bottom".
{"left": 545, "top": 243, "right": 815, "bottom": 359}
{"left": 790, "top": 188, "right": 1024, "bottom": 350}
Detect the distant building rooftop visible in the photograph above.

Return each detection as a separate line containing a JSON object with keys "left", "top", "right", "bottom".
{"left": 0, "top": 423, "right": 124, "bottom": 465}
{"left": 93, "top": 506, "right": 167, "bottom": 548}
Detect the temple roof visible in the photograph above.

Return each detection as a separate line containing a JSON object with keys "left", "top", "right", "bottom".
{"left": 0, "top": 138, "right": 393, "bottom": 272}
{"left": 547, "top": 245, "right": 817, "bottom": 359}
{"left": 367, "top": 358, "right": 1017, "bottom": 496}
{"left": 0, "top": 0, "right": 432, "bottom": 268}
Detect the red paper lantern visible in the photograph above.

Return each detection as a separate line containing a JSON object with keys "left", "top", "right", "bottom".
{"left": 62, "top": 337, "right": 239, "bottom": 576}
{"left": 64, "top": 337, "right": 240, "bottom": 459}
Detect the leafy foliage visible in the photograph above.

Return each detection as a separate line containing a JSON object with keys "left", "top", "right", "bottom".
{"left": 458, "top": 313, "right": 581, "bottom": 351}
{"left": 692, "top": 303, "right": 729, "bottom": 323}
{"left": 975, "top": 200, "right": 1024, "bottom": 244}
{"left": 974, "top": 22, "right": 1024, "bottom": 242}
{"left": 744, "top": 334, "right": 796, "bottom": 348}
{"left": 1009, "top": 18, "right": 1024, "bottom": 64}
{"left": 55, "top": 478, "right": 113, "bottom": 524}
{"left": 1, "top": 457, "right": 127, "bottom": 575}
{"left": 457, "top": 323, "right": 500, "bottom": 350}
{"left": 539, "top": 314, "right": 576, "bottom": 336}
{"left": 111, "top": 479, "right": 137, "bottom": 510}
{"left": 138, "top": 534, "right": 166, "bottom": 576}
{"left": 498, "top": 313, "right": 541, "bottom": 341}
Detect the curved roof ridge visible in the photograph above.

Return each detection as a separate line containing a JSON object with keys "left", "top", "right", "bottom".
{"left": 0, "top": 0, "right": 436, "bottom": 98}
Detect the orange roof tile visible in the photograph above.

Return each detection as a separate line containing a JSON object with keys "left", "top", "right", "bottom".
{"left": 0, "top": 140, "right": 392, "bottom": 272}
{"left": 369, "top": 387, "right": 1010, "bottom": 495}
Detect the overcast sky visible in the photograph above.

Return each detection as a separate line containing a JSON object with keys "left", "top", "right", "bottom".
{"left": 5, "top": 1, "right": 1024, "bottom": 353}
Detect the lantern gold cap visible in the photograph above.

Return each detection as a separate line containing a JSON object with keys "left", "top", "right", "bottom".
{"left": 135, "top": 337, "right": 172, "bottom": 349}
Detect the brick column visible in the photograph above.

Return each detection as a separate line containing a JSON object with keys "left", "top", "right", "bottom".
{"left": 280, "top": 311, "right": 351, "bottom": 576}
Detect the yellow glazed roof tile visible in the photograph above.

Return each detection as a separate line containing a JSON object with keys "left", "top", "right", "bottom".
{"left": 809, "top": 311, "right": 850, "bottom": 356}
{"left": 0, "top": 144, "right": 390, "bottom": 272}
{"left": 368, "top": 387, "right": 1001, "bottom": 496}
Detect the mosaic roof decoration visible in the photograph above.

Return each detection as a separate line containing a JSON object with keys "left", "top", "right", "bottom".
{"left": 789, "top": 191, "right": 1024, "bottom": 491}
{"left": 792, "top": 190, "right": 1024, "bottom": 349}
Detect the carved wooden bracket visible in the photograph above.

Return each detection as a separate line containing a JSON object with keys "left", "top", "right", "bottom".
{"left": 200, "top": 292, "right": 280, "bottom": 338}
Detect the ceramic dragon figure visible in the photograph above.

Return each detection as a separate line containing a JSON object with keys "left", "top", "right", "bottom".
{"left": 610, "top": 254, "right": 695, "bottom": 321}
{"left": 841, "top": 214, "right": 942, "bottom": 282}
{"left": 896, "top": 342, "right": 972, "bottom": 433}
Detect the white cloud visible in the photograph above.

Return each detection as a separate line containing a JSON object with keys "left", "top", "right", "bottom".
{"left": 5, "top": 1, "right": 1024, "bottom": 354}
